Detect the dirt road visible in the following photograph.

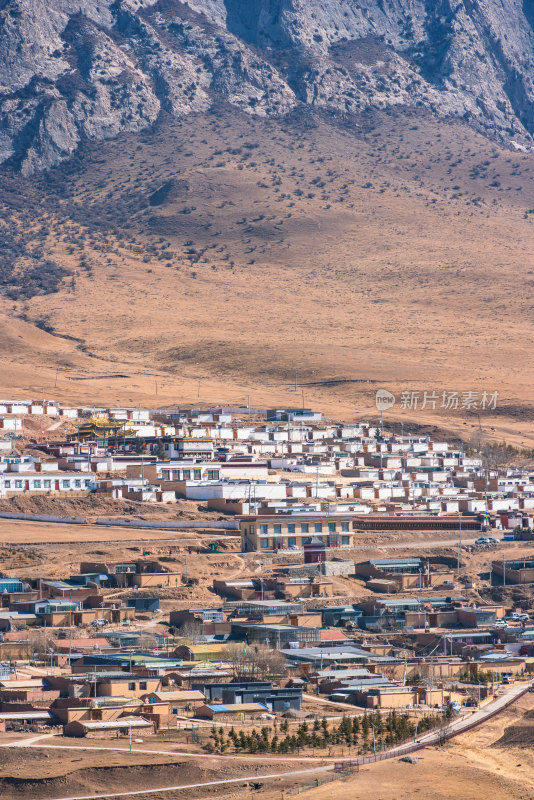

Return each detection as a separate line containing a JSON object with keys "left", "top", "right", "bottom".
{"left": 7, "top": 683, "right": 528, "bottom": 800}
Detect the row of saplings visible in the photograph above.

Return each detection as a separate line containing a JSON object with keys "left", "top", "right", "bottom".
{"left": 208, "top": 710, "right": 442, "bottom": 755}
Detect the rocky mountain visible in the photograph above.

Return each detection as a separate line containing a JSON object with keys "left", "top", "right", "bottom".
{"left": 2, "top": 0, "right": 534, "bottom": 174}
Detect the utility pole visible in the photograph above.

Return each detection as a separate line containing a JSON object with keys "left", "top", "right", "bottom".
{"left": 457, "top": 514, "right": 462, "bottom": 571}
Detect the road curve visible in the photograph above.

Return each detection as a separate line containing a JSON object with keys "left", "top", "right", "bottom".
{"left": 39, "top": 764, "right": 334, "bottom": 800}
{"left": 34, "top": 683, "right": 529, "bottom": 800}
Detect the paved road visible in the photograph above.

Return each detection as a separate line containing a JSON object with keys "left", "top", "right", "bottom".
{"left": 351, "top": 536, "right": 480, "bottom": 551}
{"left": 17, "top": 682, "right": 529, "bottom": 800}
{"left": 369, "top": 681, "right": 529, "bottom": 760}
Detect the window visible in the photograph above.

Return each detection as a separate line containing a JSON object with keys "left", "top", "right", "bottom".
{"left": 44, "top": 480, "right": 51, "bottom": 489}
{"left": 139, "top": 682, "right": 147, "bottom": 690}
{"left": 328, "top": 522, "right": 336, "bottom": 533}
{"left": 62, "top": 480, "right": 70, "bottom": 488}
{"left": 341, "top": 535, "right": 350, "bottom": 546}
{"left": 84, "top": 480, "right": 91, "bottom": 487}
{"left": 260, "top": 539, "right": 269, "bottom": 549}
{"left": 75, "top": 479, "right": 81, "bottom": 488}
{"left": 301, "top": 523, "right": 309, "bottom": 533}
{"left": 288, "top": 537, "right": 296, "bottom": 547}
{"left": 341, "top": 522, "right": 349, "bottom": 532}
{"left": 207, "top": 470, "right": 218, "bottom": 480}
{"left": 274, "top": 524, "right": 282, "bottom": 534}
{"left": 33, "top": 480, "right": 41, "bottom": 489}
{"left": 182, "top": 470, "right": 191, "bottom": 480}
{"left": 194, "top": 469, "right": 202, "bottom": 480}
{"left": 315, "top": 523, "right": 323, "bottom": 533}
{"left": 15, "top": 480, "right": 22, "bottom": 489}
{"left": 260, "top": 524, "right": 268, "bottom": 535}
{"left": 128, "top": 682, "right": 135, "bottom": 691}
{"left": 4, "top": 480, "right": 10, "bottom": 488}
{"left": 162, "top": 470, "right": 170, "bottom": 480}
{"left": 288, "top": 523, "right": 295, "bottom": 534}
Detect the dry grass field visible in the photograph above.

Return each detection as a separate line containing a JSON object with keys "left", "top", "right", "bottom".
{"left": 277, "top": 694, "right": 534, "bottom": 800}
{"left": 1, "top": 690, "right": 533, "bottom": 800}
{"left": 1, "top": 106, "right": 534, "bottom": 443}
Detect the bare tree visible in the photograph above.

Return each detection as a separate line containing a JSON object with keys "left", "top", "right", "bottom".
{"left": 225, "top": 642, "right": 288, "bottom": 681}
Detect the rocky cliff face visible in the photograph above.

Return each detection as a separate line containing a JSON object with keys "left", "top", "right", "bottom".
{"left": 2, "top": 0, "right": 534, "bottom": 173}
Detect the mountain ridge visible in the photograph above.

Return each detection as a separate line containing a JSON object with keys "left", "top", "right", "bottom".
{"left": 3, "top": 0, "right": 534, "bottom": 174}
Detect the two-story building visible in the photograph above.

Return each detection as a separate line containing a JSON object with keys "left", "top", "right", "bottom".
{"left": 239, "top": 513, "right": 356, "bottom": 552}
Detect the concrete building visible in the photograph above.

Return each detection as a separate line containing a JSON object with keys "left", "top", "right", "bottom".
{"left": 492, "top": 557, "right": 534, "bottom": 585}
{"left": 239, "top": 513, "right": 355, "bottom": 552}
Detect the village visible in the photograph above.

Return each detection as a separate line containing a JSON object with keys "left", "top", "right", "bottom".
{"left": 0, "top": 398, "right": 533, "bottom": 797}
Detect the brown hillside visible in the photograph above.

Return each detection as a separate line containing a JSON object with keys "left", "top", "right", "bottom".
{"left": 1, "top": 106, "right": 534, "bottom": 443}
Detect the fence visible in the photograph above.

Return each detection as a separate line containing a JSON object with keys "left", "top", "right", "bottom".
{"left": 0, "top": 511, "right": 86, "bottom": 524}
{"left": 95, "top": 517, "right": 240, "bottom": 531}
{"left": 0, "top": 510, "right": 240, "bottom": 531}
{"left": 284, "top": 769, "right": 355, "bottom": 796}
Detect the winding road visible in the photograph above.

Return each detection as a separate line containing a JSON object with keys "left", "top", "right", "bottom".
{"left": 1, "top": 682, "right": 528, "bottom": 800}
